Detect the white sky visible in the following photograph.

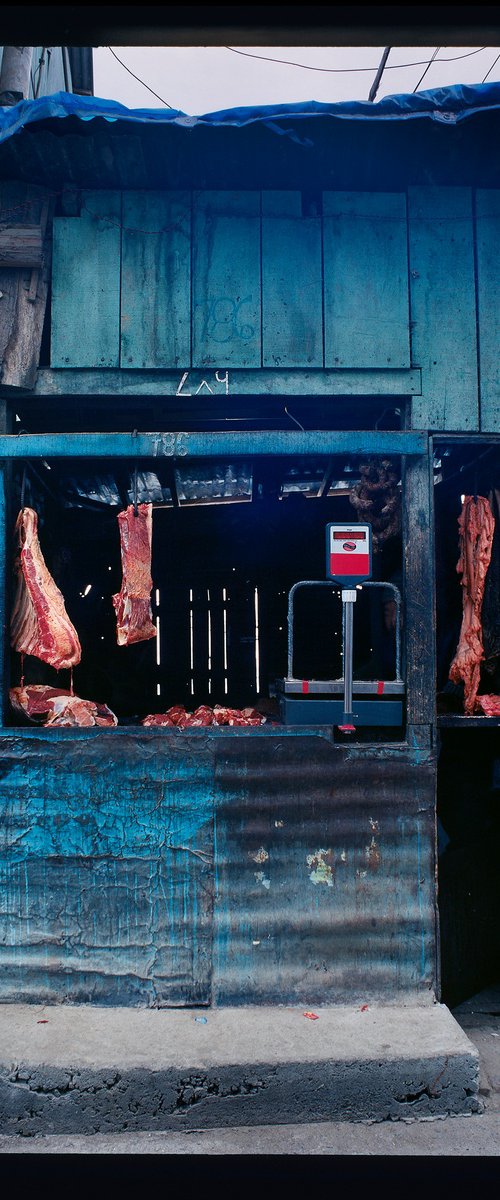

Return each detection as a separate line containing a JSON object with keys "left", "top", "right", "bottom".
{"left": 93, "top": 46, "right": 500, "bottom": 115}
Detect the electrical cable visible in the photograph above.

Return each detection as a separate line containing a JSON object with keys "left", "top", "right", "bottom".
{"left": 413, "top": 48, "right": 440, "bottom": 94}
{"left": 482, "top": 54, "right": 500, "bottom": 84}
{"left": 107, "top": 48, "right": 175, "bottom": 109}
{"left": 225, "top": 46, "right": 489, "bottom": 75}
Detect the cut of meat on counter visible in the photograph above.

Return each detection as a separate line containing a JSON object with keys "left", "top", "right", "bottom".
{"left": 142, "top": 704, "right": 267, "bottom": 728}
{"left": 10, "top": 508, "right": 81, "bottom": 671}
{"left": 448, "top": 495, "right": 495, "bottom": 714}
{"left": 112, "top": 504, "right": 156, "bottom": 646}
{"left": 10, "top": 685, "right": 118, "bottom": 727}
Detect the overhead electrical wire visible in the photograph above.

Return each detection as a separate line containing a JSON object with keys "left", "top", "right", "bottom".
{"left": 107, "top": 47, "right": 175, "bottom": 108}
{"left": 412, "top": 47, "right": 440, "bottom": 93}
{"left": 225, "top": 46, "right": 489, "bottom": 74}
{"left": 479, "top": 54, "right": 498, "bottom": 83}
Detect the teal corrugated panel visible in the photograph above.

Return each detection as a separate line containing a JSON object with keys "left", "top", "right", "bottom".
{"left": 476, "top": 189, "right": 500, "bottom": 433}
{"left": 51, "top": 191, "right": 121, "bottom": 367}
{"left": 120, "top": 191, "right": 191, "bottom": 368}
{"left": 262, "top": 191, "right": 323, "bottom": 367}
{"left": 408, "top": 187, "right": 478, "bottom": 431}
{"left": 192, "top": 191, "right": 261, "bottom": 368}
{"left": 323, "top": 191, "right": 410, "bottom": 369}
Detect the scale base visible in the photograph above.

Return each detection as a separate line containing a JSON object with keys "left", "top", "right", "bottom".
{"left": 279, "top": 697, "right": 403, "bottom": 726}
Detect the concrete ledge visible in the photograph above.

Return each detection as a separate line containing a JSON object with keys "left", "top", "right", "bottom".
{"left": 0, "top": 1003, "right": 480, "bottom": 1135}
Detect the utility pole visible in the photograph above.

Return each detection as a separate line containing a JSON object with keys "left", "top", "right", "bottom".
{"left": 368, "top": 47, "right": 391, "bottom": 103}
{"left": 0, "top": 47, "right": 33, "bottom": 106}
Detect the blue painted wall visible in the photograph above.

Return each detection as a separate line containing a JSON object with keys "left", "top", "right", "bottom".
{"left": 49, "top": 186, "right": 500, "bottom": 432}
{"left": 0, "top": 729, "right": 436, "bottom": 1006}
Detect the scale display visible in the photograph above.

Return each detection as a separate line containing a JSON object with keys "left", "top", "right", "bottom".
{"left": 326, "top": 523, "right": 372, "bottom": 586}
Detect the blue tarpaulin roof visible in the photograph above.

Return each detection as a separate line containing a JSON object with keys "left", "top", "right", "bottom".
{"left": 2, "top": 83, "right": 500, "bottom": 146}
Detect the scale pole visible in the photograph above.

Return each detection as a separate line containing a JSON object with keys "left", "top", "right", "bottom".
{"left": 341, "top": 589, "right": 356, "bottom": 722}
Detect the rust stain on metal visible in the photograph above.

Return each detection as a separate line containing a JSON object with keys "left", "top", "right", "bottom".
{"left": 307, "top": 849, "right": 334, "bottom": 887}
{"left": 251, "top": 847, "right": 269, "bottom": 864}
{"left": 365, "top": 836, "right": 381, "bottom": 871}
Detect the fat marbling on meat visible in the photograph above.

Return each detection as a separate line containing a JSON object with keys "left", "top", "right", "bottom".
{"left": 448, "top": 495, "right": 495, "bottom": 713}
{"left": 112, "top": 503, "right": 156, "bottom": 646}
{"left": 10, "top": 508, "right": 81, "bottom": 671}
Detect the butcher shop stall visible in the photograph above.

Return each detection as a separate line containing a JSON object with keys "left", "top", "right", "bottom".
{"left": 0, "top": 410, "right": 436, "bottom": 1008}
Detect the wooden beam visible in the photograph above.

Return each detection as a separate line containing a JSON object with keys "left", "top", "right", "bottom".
{"left": 0, "top": 224, "right": 43, "bottom": 269}
{"left": 31, "top": 367, "right": 422, "bottom": 399}
{"left": 0, "top": 430, "right": 428, "bottom": 460}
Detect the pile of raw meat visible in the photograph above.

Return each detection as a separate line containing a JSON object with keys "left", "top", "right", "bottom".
{"left": 448, "top": 494, "right": 500, "bottom": 714}
{"left": 10, "top": 684, "right": 117, "bottom": 728}
{"left": 142, "top": 705, "right": 266, "bottom": 728}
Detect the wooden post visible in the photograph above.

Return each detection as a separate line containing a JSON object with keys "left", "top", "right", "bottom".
{"left": 0, "top": 47, "right": 33, "bottom": 104}
{"left": 403, "top": 441, "right": 436, "bottom": 747}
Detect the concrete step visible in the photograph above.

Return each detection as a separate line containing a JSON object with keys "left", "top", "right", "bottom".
{"left": 0, "top": 1002, "right": 480, "bottom": 1136}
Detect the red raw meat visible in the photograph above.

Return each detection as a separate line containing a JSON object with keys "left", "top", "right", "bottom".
{"left": 142, "top": 703, "right": 267, "bottom": 728}
{"left": 112, "top": 504, "right": 156, "bottom": 646}
{"left": 10, "top": 508, "right": 81, "bottom": 671}
{"left": 449, "top": 496, "right": 495, "bottom": 714}
{"left": 10, "top": 684, "right": 117, "bottom": 727}
{"left": 476, "top": 694, "right": 500, "bottom": 717}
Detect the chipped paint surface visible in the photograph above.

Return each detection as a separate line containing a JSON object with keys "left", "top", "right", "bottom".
{"left": 254, "top": 871, "right": 270, "bottom": 890}
{"left": 251, "top": 847, "right": 269, "bottom": 864}
{"left": 369, "top": 818, "right": 380, "bottom": 833}
{"left": 274, "top": 820, "right": 284, "bottom": 828}
{"left": 307, "top": 849, "right": 334, "bottom": 887}
{"left": 366, "top": 836, "right": 381, "bottom": 871}
{"left": 340, "top": 850, "right": 347, "bottom": 863}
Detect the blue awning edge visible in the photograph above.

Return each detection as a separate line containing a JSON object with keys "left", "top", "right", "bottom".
{"left": 2, "top": 83, "right": 500, "bottom": 146}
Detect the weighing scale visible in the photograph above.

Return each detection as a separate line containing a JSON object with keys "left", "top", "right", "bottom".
{"left": 277, "top": 523, "right": 404, "bottom": 729}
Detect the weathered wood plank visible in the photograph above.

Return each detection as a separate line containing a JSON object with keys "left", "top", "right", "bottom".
{"left": 0, "top": 183, "right": 54, "bottom": 390}
{"left": 475, "top": 189, "right": 500, "bottom": 433}
{"left": 323, "top": 191, "right": 410, "bottom": 369}
{"left": 32, "top": 366, "right": 422, "bottom": 397}
{"left": 0, "top": 429, "right": 427, "bottom": 459}
{"left": 51, "top": 191, "right": 121, "bottom": 368}
{"left": 403, "top": 448, "right": 435, "bottom": 729}
{"left": 192, "top": 191, "right": 261, "bottom": 368}
{"left": 408, "top": 187, "right": 478, "bottom": 431}
{"left": 120, "top": 191, "right": 191, "bottom": 369}
{"left": 0, "top": 224, "right": 43, "bottom": 268}
{"left": 262, "top": 191, "right": 322, "bottom": 367}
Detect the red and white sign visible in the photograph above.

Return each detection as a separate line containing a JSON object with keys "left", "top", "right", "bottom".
{"left": 326, "top": 523, "right": 372, "bottom": 583}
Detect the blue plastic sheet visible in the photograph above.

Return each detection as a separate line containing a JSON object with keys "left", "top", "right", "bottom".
{"left": 2, "top": 83, "right": 500, "bottom": 145}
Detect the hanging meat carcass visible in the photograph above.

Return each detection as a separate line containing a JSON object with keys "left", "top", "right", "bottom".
{"left": 10, "top": 508, "right": 81, "bottom": 670}
{"left": 448, "top": 495, "right": 495, "bottom": 714}
{"left": 112, "top": 503, "right": 156, "bottom": 646}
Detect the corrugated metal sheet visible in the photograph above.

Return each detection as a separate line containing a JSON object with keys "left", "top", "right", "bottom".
{"left": 0, "top": 728, "right": 437, "bottom": 1007}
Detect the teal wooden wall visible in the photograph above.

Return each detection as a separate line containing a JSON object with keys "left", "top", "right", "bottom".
{"left": 50, "top": 188, "right": 500, "bottom": 432}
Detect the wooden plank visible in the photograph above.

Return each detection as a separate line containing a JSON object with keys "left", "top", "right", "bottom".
{"left": 0, "top": 183, "right": 55, "bottom": 390}
{"left": 403, "top": 448, "right": 435, "bottom": 730}
{"left": 476, "top": 189, "right": 500, "bottom": 433}
{"left": 192, "top": 191, "right": 261, "bottom": 368}
{"left": 0, "top": 224, "right": 43, "bottom": 268}
{"left": 33, "top": 366, "right": 422, "bottom": 397}
{"left": 51, "top": 191, "right": 121, "bottom": 368}
{"left": 408, "top": 187, "right": 478, "bottom": 431}
{"left": 0, "top": 430, "right": 427, "bottom": 460}
{"left": 323, "top": 191, "right": 410, "bottom": 369}
{"left": 262, "top": 191, "right": 322, "bottom": 367}
{"left": 120, "top": 191, "right": 191, "bottom": 368}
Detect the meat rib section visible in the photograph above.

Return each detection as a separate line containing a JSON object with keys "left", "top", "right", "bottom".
{"left": 10, "top": 685, "right": 117, "bottom": 727}
{"left": 112, "top": 503, "right": 156, "bottom": 646}
{"left": 10, "top": 508, "right": 81, "bottom": 671}
{"left": 448, "top": 495, "right": 495, "bottom": 713}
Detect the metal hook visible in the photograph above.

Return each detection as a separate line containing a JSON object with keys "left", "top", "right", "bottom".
{"left": 20, "top": 466, "right": 27, "bottom": 511}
